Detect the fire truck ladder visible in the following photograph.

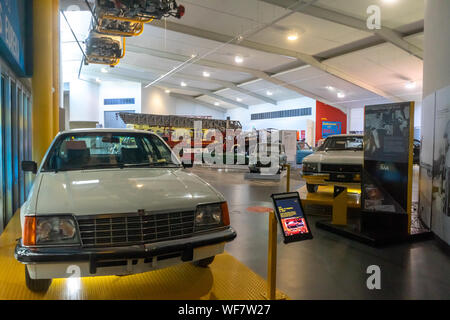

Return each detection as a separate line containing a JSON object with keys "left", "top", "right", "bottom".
{"left": 118, "top": 112, "right": 242, "bottom": 131}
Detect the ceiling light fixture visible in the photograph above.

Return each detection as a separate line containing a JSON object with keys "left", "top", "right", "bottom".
{"left": 95, "top": 78, "right": 101, "bottom": 83}
{"left": 326, "top": 86, "right": 335, "bottom": 91}
{"left": 180, "top": 81, "right": 187, "bottom": 87}
{"left": 214, "top": 102, "right": 220, "bottom": 106}
{"left": 405, "top": 81, "right": 416, "bottom": 89}
{"left": 101, "top": 67, "right": 108, "bottom": 73}
{"left": 165, "top": 89, "right": 171, "bottom": 93}
{"left": 382, "top": 0, "right": 397, "bottom": 4}
{"left": 337, "top": 92, "right": 346, "bottom": 98}
{"left": 287, "top": 33, "right": 298, "bottom": 41}
{"left": 203, "top": 71, "right": 210, "bottom": 77}
{"left": 266, "top": 91, "right": 273, "bottom": 96}
{"left": 235, "top": 55, "right": 244, "bottom": 64}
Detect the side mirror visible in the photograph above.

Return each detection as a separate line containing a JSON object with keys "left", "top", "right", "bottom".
{"left": 22, "top": 161, "right": 37, "bottom": 174}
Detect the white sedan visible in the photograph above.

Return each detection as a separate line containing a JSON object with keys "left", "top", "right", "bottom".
{"left": 302, "top": 134, "right": 363, "bottom": 192}
{"left": 15, "top": 129, "right": 236, "bottom": 292}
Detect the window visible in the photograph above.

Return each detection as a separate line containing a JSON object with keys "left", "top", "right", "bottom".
{"left": 251, "top": 107, "right": 312, "bottom": 120}
{"left": 104, "top": 98, "right": 135, "bottom": 105}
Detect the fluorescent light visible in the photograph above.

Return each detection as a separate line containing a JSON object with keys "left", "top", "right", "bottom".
{"left": 214, "top": 102, "right": 220, "bottom": 106}
{"left": 203, "top": 71, "right": 210, "bottom": 77}
{"left": 326, "top": 86, "right": 335, "bottom": 91}
{"left": 95, "top": 78, "right": 101, "bottom": 83}
{"left": 337, "top": 92, "right": 345, "bottom": 98}
{"left": 236, "top": 97, "right": 242, "bottom": 102}
{"left": 266, "top": 91, "right": 273, "bottom": 96}
{"left": 165, "top": 89, "right": 171, "bottom": 93}
{"left": 405, "top": 81, "right": 416, "bottom": 89}
{"left": 101, "top": 67, "right": 108, "bottom": 73}
{"left": 287, "top": 33, "right": 298, "bottom": 41}
{"left": 180, "top": 81, "right": 187, "bottom": 87}
{"left": 382, "top": 0, "right": 397, "bottom": 3}
{"left": 72, "top": 180, "right": 100, "bottom": 185}
{"left": 235, "top": 55, "right": 244, "bottom": 64}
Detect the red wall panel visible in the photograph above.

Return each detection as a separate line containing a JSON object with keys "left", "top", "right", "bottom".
{"left": 315, "top": 101, "right": 347, "bottom": 144}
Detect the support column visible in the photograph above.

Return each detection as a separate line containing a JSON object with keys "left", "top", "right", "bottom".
{"left": 32, "top": 0, "right": 54, "bottom": 163}
{"left": 52, "top": 0, "right": 60, "bottom": 136}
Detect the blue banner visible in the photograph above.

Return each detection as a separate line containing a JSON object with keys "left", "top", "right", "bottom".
{"left": 322, "top": 121, "right": 341, "bottom": 138}
{"left": 0, "top": 0, "right": 30, "bottom": 76}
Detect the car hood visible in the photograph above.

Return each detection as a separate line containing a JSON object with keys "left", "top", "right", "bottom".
{"left": 303, "top": 150, "right": 363, "bottom": 165}
{"left": 35, "top": 168, "right": 223, "bottom": 216}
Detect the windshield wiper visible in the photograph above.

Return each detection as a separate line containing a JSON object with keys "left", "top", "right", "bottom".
{"left": 81, "top": 163, "right": 125, "bottom": 170}
{"left": 122, "top": 162, "right": 181, "bottom": 168}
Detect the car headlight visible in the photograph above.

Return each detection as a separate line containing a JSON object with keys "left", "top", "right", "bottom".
{"left": 35, "top": 216, "right": 79, "bottom": 245}
{"left": 194, "top": 202, "right": 229, "bottom": 231}
{"left": 303, "top": 162, "right": 318, "bottom": 172}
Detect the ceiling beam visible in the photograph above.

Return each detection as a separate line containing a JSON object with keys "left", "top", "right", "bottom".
{"left": 127, "top": 45, "right": 346, "bottom": 104}
{"left": 169, "top": 92, "right": 227, "bottom": 113}
{"left": 260, "top": 0, "right": 423, "bottom": 60}
{"left": 159, "top": 82, "right": 249, "bottom": 109}
{"left": 82, "top": 70, "right": 230, "bottom": 112}
{"left": 119, "top": 63, "right": 278, "bottom": 105}
{"left": 143, "top": 21, "right": 404, "bottom": 102}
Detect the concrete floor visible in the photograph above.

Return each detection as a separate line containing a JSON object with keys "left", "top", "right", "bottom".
{"left": 189, "top": 166, "right": 450, "bottom": 300}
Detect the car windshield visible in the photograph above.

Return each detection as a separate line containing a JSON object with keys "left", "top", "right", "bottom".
{"left": 43, "top": 132, "right": 180, "bottom": 172}
{"left": 318, "top": 136, "right": 363, "bottom": 151}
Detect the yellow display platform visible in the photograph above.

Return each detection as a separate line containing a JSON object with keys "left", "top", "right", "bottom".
{"left": 298, "top": 185, "right": 361, "bottom": 209}
{"left": 0, "top": 212, "right": 288, "bottom": 300}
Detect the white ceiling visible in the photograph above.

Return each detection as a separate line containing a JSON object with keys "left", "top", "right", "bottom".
{"left": 62, "top": 0, "right": 425, "bottom": 111}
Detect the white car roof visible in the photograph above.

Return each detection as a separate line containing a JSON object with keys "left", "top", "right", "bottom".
{"left": 59, "top": 128, "right": 154, "bottom": 135}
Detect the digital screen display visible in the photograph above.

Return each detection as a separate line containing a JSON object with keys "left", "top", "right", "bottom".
{"left": 272, "top": 192, "right": 313, "bottom": 243}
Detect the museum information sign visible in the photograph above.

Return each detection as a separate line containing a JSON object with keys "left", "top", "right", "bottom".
{"left": 271, "top": 192, "right": 313, "bottom": 243}
{"left": 362, "top": 102, "right": 414, "bottom": 236}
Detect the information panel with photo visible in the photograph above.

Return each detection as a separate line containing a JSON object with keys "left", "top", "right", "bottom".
{"left": 362, "top": 102, "right": 414, "bottom": 218}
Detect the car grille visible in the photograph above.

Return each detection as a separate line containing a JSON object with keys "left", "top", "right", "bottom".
{"left": 76, "top": 211, "right": 195, "bottom": 248}
{"left": 321, "top": 164, "right": 361, "bottom": 173}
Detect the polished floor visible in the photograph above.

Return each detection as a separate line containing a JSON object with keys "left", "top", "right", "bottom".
{"left": 189, "top": 166, "right": 450, "bottom": 300}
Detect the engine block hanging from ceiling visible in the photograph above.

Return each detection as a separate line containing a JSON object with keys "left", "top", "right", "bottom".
{"left": 94, "top": 0, "right": 185, "bottom": 37}
{"left": 84, "top": 31, "right": 124, "bottom": 66}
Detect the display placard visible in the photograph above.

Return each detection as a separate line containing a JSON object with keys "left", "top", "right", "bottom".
{"left": 271, "top": 192, "right": 313, "bottom": 243}
{"left": 362, "top": 102, "right": 414, "bottom": 236}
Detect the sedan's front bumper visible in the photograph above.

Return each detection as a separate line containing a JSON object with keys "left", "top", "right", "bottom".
{"left": 302, "top": 172, "right": 361, "bottom": 188}
{"left": 15, "top": 227, "right": 236, "bottom": 279}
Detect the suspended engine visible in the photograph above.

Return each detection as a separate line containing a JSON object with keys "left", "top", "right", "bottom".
{"left": 83, "top": 0, "right": 185, "bottom": 67}
{"left": 94, "top": 0, "right": 185, "bottom": 36}
{"left": 84, "top": 32, "right": 124, "bottom": 66}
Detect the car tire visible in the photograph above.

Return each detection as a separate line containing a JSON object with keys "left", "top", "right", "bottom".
{"left": 306, "top": 184, "right": 318, "bottom": 193}
{"left": 193, "top": 256, "right": 215, "bottom": 268}
{"left": 25, "top": 266, "right": 52, "bottom": 293}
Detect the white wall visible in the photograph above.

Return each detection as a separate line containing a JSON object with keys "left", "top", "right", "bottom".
{"left": 98, "top": 81, "right": 142, "bottom": 127}
{"left": 69, "top": 80, "right": 100, "bottom": 122}
{"left": 226, "top": 96, "right": 316, "bottom": 132}
{"left": 349, "top": 107, "right": 364, "bottom": 132}
{"left": 141, "top": 86, "right": 226, "bottom": 119}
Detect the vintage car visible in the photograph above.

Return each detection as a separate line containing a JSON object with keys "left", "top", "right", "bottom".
{"left": 15, "top": 129, "right": 236, "bottom": 292}
{"left": 248, "top": 142, "right": 287, "bottom": 174}
{"left": 302, "top": 134, "right": 363, "bottom": 193}
{"left": 296, "top": 141, "right": 314, "bottom": 164}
